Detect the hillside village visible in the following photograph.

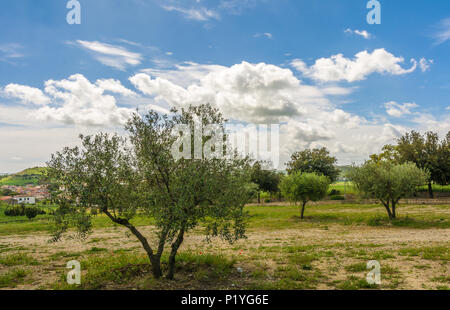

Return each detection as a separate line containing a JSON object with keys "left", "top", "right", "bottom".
{"left": 0, "top": 167, "right": 50, "bottom": 205}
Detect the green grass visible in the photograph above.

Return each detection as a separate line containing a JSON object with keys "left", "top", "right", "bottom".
{"left": 417, "top": 184, "right": 450, "bottom": 193}
{"left": 52, "top": 251, "right": 237, "bottom": 290}
{"left": 0, "top": 253, "right": 40, "bottom": 266}
{"left": 246, "top": 204, "right": 450, "bottom": 230}
{"left": 0, "top": 268, "right": 29, "bottom": 288}
{"left": 328, "top": 182, "right": 450, "bottom": 195}
{"left": 0, "top": 203, "right": 448, "bottom": 236}
{"left": 48, "top": 251, "right": 82, "bottom": 260}
{"left": 345, "top": 262, "right": 368, "bottom": 272}
{"left": 84, "top": 247, "right": 108, "bottom": 254}
{"left": 0, "top": 206, "right": 156, "bottom": 235}
{"left": 431, "top": 275, "right": 450, "bottom": 284}
{"left": 328, "top": 182, "right": 450, "bottom": 196}
{"left": 336, "top": 275, "right": 379, "bottom": 290}
{"left": 249, "top": 264, "right": 324, "bottom": 290}
{"left": 329, "top": 182, "right": 356, "bottom": 195}
{"left": 398, "top": 246, "right": 449, "bottom": 261}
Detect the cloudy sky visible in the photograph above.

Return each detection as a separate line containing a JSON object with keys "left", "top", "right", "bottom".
{"left": 0, "top": 0, "right": 449, "bottom": 172}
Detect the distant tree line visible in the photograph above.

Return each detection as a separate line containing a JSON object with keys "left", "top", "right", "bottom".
{"left": 368, "top": 131, "right": 450, "bottom": 198}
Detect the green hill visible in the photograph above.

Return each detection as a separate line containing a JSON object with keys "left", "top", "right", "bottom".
{"left": 0, "top": 167, "right": 47, "bottom": 186}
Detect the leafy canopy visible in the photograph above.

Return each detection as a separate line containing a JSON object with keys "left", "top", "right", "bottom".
{"left": 250, "top": 161, "right": 281, "bottom": 194}
{"left": 347, "top": 162, "right": 428, "bottom": 219}
{"left": 47, "top": 104, "right": 254, "bottom": 279}
{"left": 286, "top": 147, "right": 340, "bottom": 183}
{"left": 279, "top": 172, "right": 329, "bottom": 219}
{"left": 370, "top": 130, "right": 450, "bottom": 198}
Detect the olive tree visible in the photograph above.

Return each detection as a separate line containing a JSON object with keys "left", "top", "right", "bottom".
{"left": 279, "top": 172, "right": 330, "bottom": 219}
{"left": 47, "top": 104, "right": 254, "bottom": 280}
{"left": 250, "top": 161, "right": 281, "bottom": 203}
{"left": 377, "top": 131, "right": 450, "bottom": 198}
{"left": 347, "top": 162, "right": 428, "bottom": 219}
{"left": 286, "top": 147, "right": 340, "bottom": 183}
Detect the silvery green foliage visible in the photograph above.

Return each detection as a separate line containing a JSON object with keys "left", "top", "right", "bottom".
{"left": 47, "top": 104, "right": 254, "bottom": 279}
{"left": 395, "top": 131, "right": 450, "bottom": 198}
{"left": 286, "top": 147, "right": 340, "bottom": 183}
{"left": 347, "top": 162, "right": 429, "bottom": 219}
{"left": 279, "top": 172, "right": 330, "bottom": 219}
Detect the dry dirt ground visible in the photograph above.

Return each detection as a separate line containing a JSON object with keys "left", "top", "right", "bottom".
{"left": 0, "top": 222, "right": 448, "bottom": 290}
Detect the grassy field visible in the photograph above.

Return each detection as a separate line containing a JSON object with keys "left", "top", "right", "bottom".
{"left": 0, "top": 203, "right": 448, "bottom": 290}
{"left": 328, "top": 183, "right": 450, "bottom": 196}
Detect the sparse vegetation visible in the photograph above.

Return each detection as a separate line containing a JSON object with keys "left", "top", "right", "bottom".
{"left": 1, "top": 121, "right": 448, "bottom": 291}
{"left": 279, "top": 172, "right": 330, "bottom": 219}
{"left": 0, "top": 202, "right": 447, "bottom": 290}
{"left": 0, "top": 268, "right": 29, "bottom": 288}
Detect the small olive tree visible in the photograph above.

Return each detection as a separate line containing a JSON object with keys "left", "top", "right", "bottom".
{"left": 250, "top": 161, "right": 281, "bottom": 203}
{"left": 347, "top": 162, "right": 428, "bottom": 219}
{"left": 279, "top": 172, "right": 330, "bottom": 219}
{"left": 286, "top": 147, "right": 340, "bottom": 183}
{"left": 47, "top": 104, "right": 254, "bottom": 280}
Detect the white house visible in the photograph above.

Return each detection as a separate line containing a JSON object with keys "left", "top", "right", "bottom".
{"left": 13, "top": 197, "right": 36, "bottom": 204}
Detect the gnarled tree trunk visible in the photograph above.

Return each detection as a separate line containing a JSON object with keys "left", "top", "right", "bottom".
{"left": 428, "top": 182, "right": 434, "bottom": 199}
{"left": 391, "top": 201, "right": 397, "bottom": 219}
{"left": 103, "top": 208, "right": 163, "bottom": 278}
{"left": 381, "top": 200, "right": 393, "bottom": 220}
{"left": 300, "top": 201, "right": 307, "bottom": 220}
{"left": 167, "top": 227, "right": 186, "bottom": 280}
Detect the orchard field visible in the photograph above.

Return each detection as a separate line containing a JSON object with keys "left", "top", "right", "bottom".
{"left": 0, "top": 202, "right": 448, "bottom": 290}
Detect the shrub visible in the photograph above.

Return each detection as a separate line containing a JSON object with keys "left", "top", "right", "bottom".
{"left": 330, "top": 195, "right": 345, "bottom": 200}
{"left": 25, "top": 207, "right": 40, "bottom": 220}
{"left": 329, "top": 189, "right": 341, "bottom": 196}
{"left": 4, "top": 205, "right": 25, "bottom": 217}
{"left": 4, "top": 205, "right": 45, "bottom": 218}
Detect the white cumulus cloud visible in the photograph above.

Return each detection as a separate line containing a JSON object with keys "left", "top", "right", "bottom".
{"left": 385, "top": 101, "right": 418, "bottom": 118}
{"left": 345, "top": 28, "right": 371, "bottom": 39}
{"left": 2, "top": 60, "right": 448, "bottom": 171}
{"left": 141, "top": 62, "right": 227, "bottom": 87}
{"left": 291, "top": 48, "right": 418, "bottom": 83}
{"left": 2, "top": 84, "right": 50, "bottom": 105}
{"left": 4, "top": 74, "right": 136, "bottom": 127}
{"left": 130, "top": 61, "right": 346, "bottom": 123}
{"left": 95, "top": 79, "right": 137, "bottom": 97}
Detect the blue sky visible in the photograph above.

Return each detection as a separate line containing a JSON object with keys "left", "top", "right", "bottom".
{"left": 0, "top": 0, "right": 449, "bottom": 172}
